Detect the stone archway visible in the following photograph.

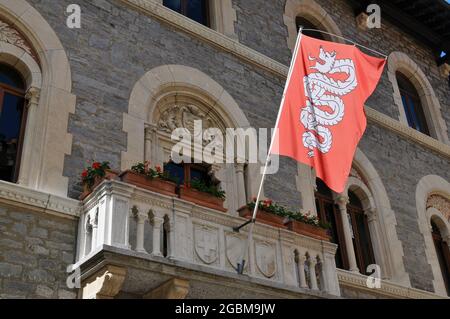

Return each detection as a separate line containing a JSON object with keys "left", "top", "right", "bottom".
{"left": 0, "top": 0, "right": 75, "bottom": 196}
{"left": 387, "top": 51, "right": 449, "bottom": 144}
{"left": 416, "top": 175, "right": 450, "bottom": 296}
{"left": 347, "top": 148, "right": 411, "bottom": 286}
{"left": 283, "top": 0, "right": 344, "bottom": 52}
{"left": 123, "top": 65, "right": 252, "bottom": 213}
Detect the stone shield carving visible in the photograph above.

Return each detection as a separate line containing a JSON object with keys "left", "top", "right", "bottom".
{"left": 194, "top": 225, "right": 218, "bottom": 264}
{"left": 255, "top": 241, "right": 277, "bottom": 278}
{"left": 225, "top": 233, "right": 248, "bottom": 271}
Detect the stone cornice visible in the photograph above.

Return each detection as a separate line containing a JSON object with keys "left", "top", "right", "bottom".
{"left": 0, "top": 181, "right": 81, "bottom": 218}
{"left": 120, "top": 0, "right": 450, "bottom": 159}
{"left": 365, "top": 107, "right": 450, "bottom": 158}
{"left": 337, "top": 269, "right": 447, "bottom": 299}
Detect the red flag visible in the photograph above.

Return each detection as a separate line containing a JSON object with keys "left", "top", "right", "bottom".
{"left": 272, "top": 34, "right": 386, "bottom": 193}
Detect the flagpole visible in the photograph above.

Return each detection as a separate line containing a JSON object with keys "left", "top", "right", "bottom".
{"left": 234, "top": 28, "right": 304, "bottom": 275}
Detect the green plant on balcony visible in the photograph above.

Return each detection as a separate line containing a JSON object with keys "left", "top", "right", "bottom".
{"left": 246, "top": 198, "right": 330, "bottom": 230}
{"left": 190, "top": 178, "right": 226, "bottom": 200}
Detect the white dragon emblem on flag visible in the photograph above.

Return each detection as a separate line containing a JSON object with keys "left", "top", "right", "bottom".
{"left": 300, "top": 46, "right": 357, "bottom": 157}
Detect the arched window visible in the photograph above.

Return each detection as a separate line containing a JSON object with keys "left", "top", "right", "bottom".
{"left": 431, "top": 219, "right": 450, "bottom": 296}
{"left": 163, "top": 0, "right": 210, "bottom": 26}
{"left": 396, "top": 71, "right": 430, "bottom": 135}
{"left": 315, "top": 179, "right": 375, "bottom": 273}
{"left": 0, "top": 63, "right": 27, "bottom": 183}
{"left": 295, "top": 16, "right": 325, "bottom": 40}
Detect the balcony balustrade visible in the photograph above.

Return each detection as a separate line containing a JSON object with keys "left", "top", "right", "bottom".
{"left": 76, "top": 180, "right": 340, "bottom": 297}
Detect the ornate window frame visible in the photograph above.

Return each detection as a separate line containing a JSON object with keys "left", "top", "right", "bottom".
{"left": 387, "top": 51, "right": 449, "bottom": 144}
{"left": 297, "top": 149, "right": 410, "bottom": 286}
{"left": 154, "top": 0, "right": 237, "bottom": 39}
{"left": 416, "top": 175, "right": 450, "bottom": 296}
{"left": 283, "top": 0, "right": 344, "bottom": 52}
{"left": 0, "top": 0, "right": 75, "bottom": 197}
{"left": 123, "top": 64, "right": 252, "bottom": 213}
{"left": 341, "top": 149, "right": 410, "bottom": 285}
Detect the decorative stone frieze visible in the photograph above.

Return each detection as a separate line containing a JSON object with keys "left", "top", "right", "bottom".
{"left": 0, "top": 19, "right": 37, "bottom": 61}
{"left": 427, "top": 194, "right": 450, "bottom": 222}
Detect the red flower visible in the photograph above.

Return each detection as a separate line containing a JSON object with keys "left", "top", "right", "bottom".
{"left": 92, "top": 162, "right": 101, "bottom": 170}
{"left": 81, "top": 170, "right": 88, "bottom": 178}
{"left": 252, "top": 196, "right": 257, "bottom": 202}
{"left": 155, "top": 165, "right": 162, "bottom": 173}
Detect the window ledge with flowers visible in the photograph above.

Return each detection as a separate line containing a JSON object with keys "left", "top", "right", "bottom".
{"left": 80, "top": 162, "right": 119, "bottom": 200}
{"left": 238, "top": 199, "right": 331, "bottom": 241}
{"left": 80, "top": 161, "right": 226, "bottom": 212}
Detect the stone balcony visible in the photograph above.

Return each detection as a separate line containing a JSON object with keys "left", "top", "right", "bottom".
{"left": 74, "top": 180, "right": 340, "bottom": 299}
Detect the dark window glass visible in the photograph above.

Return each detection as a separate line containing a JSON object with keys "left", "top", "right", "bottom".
{"left": 0, "top": 64, "right": 26, "bottom": 183}
{"left": 190, "top": 164, "right": 209, "bottom": 184}
{"left": 315, "top": 179, "right": 347, "bottom": 269}
{"left": 164, "top": 162, "right": 185, "bottom": 185}
{"left": 163, "top": 162, "right": 213, "bottom": 186}
{"left": 163, "top": 0, "right": 210, "bottom": 26}
{"left": 396, "top": 72, "right": 430, "bottom": 136}
{"left": 348, "top": 191, "right": 375, "bottom": 274}
{"left": 315, "top": 179, "right": 376, "bottom": 274}
{"left": 295, "top": 17, "right": 325, "bottom": 40}
{"left": 0, "top": 64, "right": 25, "bottom": 89}
{"left": 431, "top": 220, "right": 450, "bottom": 296}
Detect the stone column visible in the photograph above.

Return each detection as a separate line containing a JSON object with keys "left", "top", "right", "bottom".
{"left": 90, "top": 212, "right": 98, "bottom": 253}
{"left": 84, "top": 220, "right": 92, "bottom": 257}
{"left": 133, "top": 207, "right": 148, "bottom": 254}
{"left": 18, "top": 87, "right": 40, "bottom": 187}
{"left": 152, "top": 216, "right": 164, "bottom": 257}
{"left": 235, "top": 163, "right": 247, "bottom": 208}
{"left": 297, "top": 254, "right": 308, "bottom": 289}
{"left": 296, "top": 164, "right": 316, "bottom": 214}
{"left": 309, "top": 258, "right": 319, "bottom": 290}
{"left": 144, "top": 126, "right": 158, "bottom": 164}
{"left": 335, "top": 195, "right": 359, "bottom": 273}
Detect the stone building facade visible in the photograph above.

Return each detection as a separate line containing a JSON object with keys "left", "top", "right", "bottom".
{"left": 0, "top": 0, "right": 449, "bottom": 299}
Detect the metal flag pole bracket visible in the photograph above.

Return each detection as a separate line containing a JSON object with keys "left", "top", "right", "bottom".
{"left": 233, "top": 218, "right": 254, "bottom": 233}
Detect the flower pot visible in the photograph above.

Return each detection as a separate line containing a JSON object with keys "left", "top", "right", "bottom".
{"left": 238, "top": 206, "right": 287, "bottom": 229}
{"left": 79, "top": 170, "right": 120, "bottom": 200}
{"left": 180, "top": 186, "right": 226, "bottom": 212}
{"left": 119, "top": 170, "right": 176, "bottom": 197}
{"left": 284, "top": 220, "right": 330, "bottom": 241}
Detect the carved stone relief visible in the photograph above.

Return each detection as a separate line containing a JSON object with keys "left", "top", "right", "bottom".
{"left": 254, "top": 241, "right": 277, "bottom": 278}
{"left": 427, "top": 194, "right": 450, "bottom": 222}
{"left": 0, "top": 20, "right": 37, "bottom": 62}
{"left": 194, "top": 224, "right": 219, "bottom": 264}
{"left": 225, "top": 233, "right": 248, "bottom": 271}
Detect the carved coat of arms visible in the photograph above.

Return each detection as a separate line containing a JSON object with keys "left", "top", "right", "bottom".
{"left": 225, "top": 233, "right": 248, "bottom": 271}
{"left": 255, "top": 242, "right": 277, "bottom": 278}
{"left": 194, "top": 225, "right": 218, "bottom": 265}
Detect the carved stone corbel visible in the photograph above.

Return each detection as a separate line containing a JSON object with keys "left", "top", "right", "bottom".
{"left": 143, "top": 278, "right": 189, "bottom": 299}
{"left": 355, "top": 12, "right": 369, "bottom": 31}
{"left": 439, "top": 63, "right": 450, "bottom": 79}
{"left": 25, "top": 87, "right": 40, "bottom": 108}
{"left": 82, "top": 265, "right": 127, "bottom": 299}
